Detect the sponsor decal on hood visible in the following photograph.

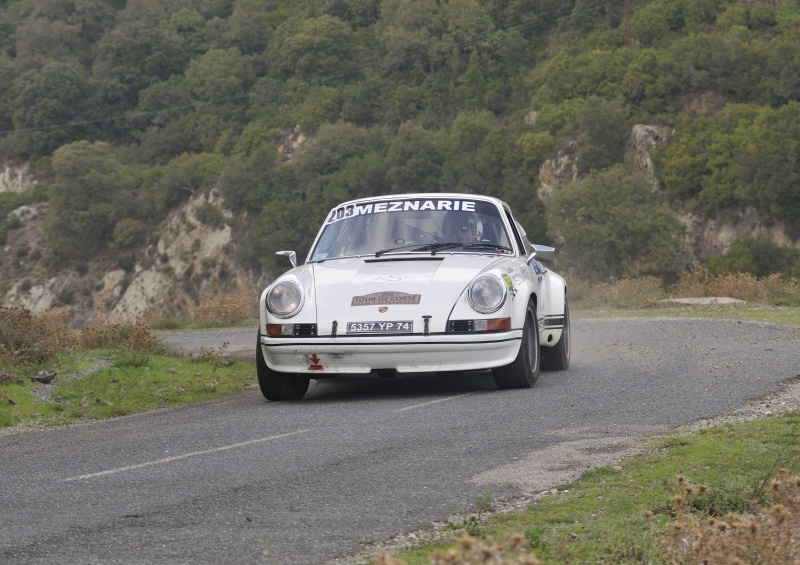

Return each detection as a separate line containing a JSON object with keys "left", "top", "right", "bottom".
{"left": 351, "top": 292, "right": 422, "bottom": 306}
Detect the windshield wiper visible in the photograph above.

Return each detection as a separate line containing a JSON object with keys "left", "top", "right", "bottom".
{"left": 374, "top": 242, "right": 463, "bottom": 257}
{"left": 374, "top": 243, "right": 430, "bottom": 257}
{"left": 462, "top": 242, "right": 514, "bottom": 254}
{"left": 414, "top": 242, "right": 463, "bottom": 255}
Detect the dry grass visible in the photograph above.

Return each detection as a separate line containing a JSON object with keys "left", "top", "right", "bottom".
{"left": 0, "top": 307, "right": 160, "bottom": 368}
{"left": 672, "top": 265, "right": 799, "bottom": 304}
{"left": 374, "top": 534, "right": 542, "bottom": 565}
{"left": 662, "top": 471, "right": 800, "bottom": 564}
{"left": 569, "top": 265, "right": 800, "bottom": 309}
{"left": 192, "top": 294, "right": 255, "bottom": 327}
{"left": 568, "top": 273, "right": 665, "bottom": 309}
{"left": 2, "top": 294, "right": 251, "bottom": 366}
{"left": 0, "top": 306, "right": 72, "bottom": 364}
{"left": 77, "top": 320, "right": 159, "bottom": 351}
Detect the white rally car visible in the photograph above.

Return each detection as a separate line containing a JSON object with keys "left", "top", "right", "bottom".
{"left": 257, "top": 193, "right": 570, "bottom": 400}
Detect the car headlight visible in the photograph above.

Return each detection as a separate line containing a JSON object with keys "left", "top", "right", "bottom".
{"left": 266, "top": 280, "right": 304, "bottom": 318}
{"left": 468, "top": 275, "right": 507, "bottom": 314}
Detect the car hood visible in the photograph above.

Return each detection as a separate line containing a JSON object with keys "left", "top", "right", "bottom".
{"left": 310, "top": 254, "right": 509, "bottom": 331}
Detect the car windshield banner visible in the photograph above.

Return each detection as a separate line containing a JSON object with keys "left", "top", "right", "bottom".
{"left": 326, "top": 198, "right": 497, "bottom": 224}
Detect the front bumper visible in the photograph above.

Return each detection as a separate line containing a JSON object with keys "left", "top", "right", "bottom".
{"left": 260, "top": 331, "right": 522, "bottom": 374}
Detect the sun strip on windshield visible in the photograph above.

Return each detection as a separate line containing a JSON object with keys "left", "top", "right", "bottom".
{"left": 326, "top": 198, "right": 478, "bottom": 224}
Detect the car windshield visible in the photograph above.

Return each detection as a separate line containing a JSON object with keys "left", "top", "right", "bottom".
{"left": 309, "top": 197, "right": 514, "bottom": 262}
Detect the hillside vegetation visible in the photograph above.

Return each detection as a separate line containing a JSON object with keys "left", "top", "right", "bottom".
{"left": 1, "top": 0, "right": 799, "bottom": 297}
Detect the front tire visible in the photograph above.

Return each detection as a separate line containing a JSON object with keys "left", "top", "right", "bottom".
{"left": 256, "top": 332, "right": 310, "bottom": 401}
{"left": 541, "top": 298, "right": 571, "bottom": 371}
{"left": 492, "top": 301, "right": 540, "bottom": 389}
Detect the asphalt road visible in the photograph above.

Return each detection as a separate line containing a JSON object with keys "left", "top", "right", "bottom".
{"left": 2, "top": 318, "right": 799, "bottom": 564}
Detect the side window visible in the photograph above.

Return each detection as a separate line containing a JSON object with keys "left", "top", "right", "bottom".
{"left": 504, "top": 210, "right": 528, "bottom": 255}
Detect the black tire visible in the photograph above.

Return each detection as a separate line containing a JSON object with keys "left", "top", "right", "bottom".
{"left": 492, "top": 301, "right": 540, "bottom": 389}
{"left": 541, "top": 298, "right": 571, "bottom": 371}
{"left": 256, "top": 332, "right": 310, "bottom": 401}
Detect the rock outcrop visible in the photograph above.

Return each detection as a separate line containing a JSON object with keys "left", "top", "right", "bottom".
{"left": 623, "top": 124, "right": 673, "bottom": 191}
{"left": 0, "top": 162, "right": 37, "bottom": 194}
{"left": 1, "top": 190, "right": 260, "bottom": 325}
{"left": 537, "top": 152, "right": 579, "bottom": 201}
{"left": 535, "top": 122, "right": 798, "bottom": 261}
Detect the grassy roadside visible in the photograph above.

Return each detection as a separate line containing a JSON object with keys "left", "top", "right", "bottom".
{"left": 0, "top": 346, "right": 256, "bottom": 428}
{"left": 0, "top": 302, "right": 258, "bottom": 430}
{"left": 383, "top": 412, "right": 800, "bottom": 565}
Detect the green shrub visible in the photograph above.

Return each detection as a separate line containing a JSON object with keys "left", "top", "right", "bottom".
{"left": 707, "top": 233, "right": 798, "bottom": 278}
{"left": 546, "top": 166, "right": 685, "bottom": 281}
{"left": 194, "top": 203, "right": 226, "bottom": 229}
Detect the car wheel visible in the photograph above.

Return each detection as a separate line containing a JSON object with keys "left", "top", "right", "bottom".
{"left": 541, "top": 298, "right": 571, "bottom": 371}
{"left": 492, "top": 300, "right": 540, "bottom": 389}
{"left": 256, "top": 332, "right": 310, "bottom": 401}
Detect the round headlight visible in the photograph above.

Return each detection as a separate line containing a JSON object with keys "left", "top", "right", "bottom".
{"left": 468, "top": 275, "right": 507, "bottom": 314}
{"left": 266, "top": 280, "right": 304, "bottom": 318}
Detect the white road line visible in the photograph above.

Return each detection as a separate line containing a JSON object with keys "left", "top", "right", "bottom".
{"left": 63, "top": 429, "right": 311, "bottom": 482}
{"left": 393, "top": 393, "right": 476, "bottom": 413}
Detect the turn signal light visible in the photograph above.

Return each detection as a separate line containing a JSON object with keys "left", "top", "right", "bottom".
{"left": 266, "top": 324, "right": 293, "bottom": 336}
{"left": 472, "top": 318, "right": 511, "bottom": 331}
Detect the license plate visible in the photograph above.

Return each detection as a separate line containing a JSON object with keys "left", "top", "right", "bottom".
{"left": 346, "top": 321, "right": 413, "bottom": 334}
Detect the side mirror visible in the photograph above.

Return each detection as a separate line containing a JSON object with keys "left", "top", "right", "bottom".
{"left": 276, "top": 250, "right": 297, "bottom": 268}
{"left": 531, "top": 244, "right": 555, "bottom": 263}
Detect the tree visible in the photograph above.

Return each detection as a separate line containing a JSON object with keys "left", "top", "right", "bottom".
{"left": 630, "top": 0, "right": 685, "bottom": 47}
{"left": 12, "top": 17, "right": 85, "bottom": 71}
{"left": 377, "top": 0, "right": 446, "bottom": 78}
{"left": 324, "top": 0, "right": 380, "bottom": 28}
{"left": 116, "top": 0, "right": 205, "bottom": 26}
{"left": 442, "top": 110, "right": 508, "bottom": 193}
{"left": 165, "top": 7, "right": 207, "bottom": 56}
{"left": 568, "top": 0, "right": 612, "bottom": 34}
{"left": 92, "top": 20, "right": 189, "bottom": 109}
{"left": 443, "top": 0, "right": 493, "bottom": 61}
{"left": 745, "top": 101, "right": 800, "bottom": 227}
{"left": 621, "top": 48, "right": 681, "bottom": 116}
{"left": 141, "top": 152, "right": 226, "bottom": 218}
{"left": 385, "top": 122, "right": 444, "bottom": 193}
{"left": 270, "top": 15, "right": 358, "bottom": 83}
{"left": 292, "top": 121, "right": 371, "bottom": 179}
{"left": 325, "top": 151, "right": 390, "bottom": 204}
{"left": 340, "top": 78, "right": 386, "bottom": 127}
{"left": 292, "top": 86, "right": 343, "bottom": 133}
{"left": 575, "top": 96, "right": 630, "bottom": 174}
{"left": 516, "top": 130, "right": 555, "bottom": 174}
{"left": 546, "top": 165, "right": 685, "bottom": 281}
{"left": 205, "top": 0, "right": 272, "bottom": 54}
{"left": 45, "top": 141, "right": 136, "bottom": 260}
{"left": 183, "top": 48, "right": 251, "bottom": 103}
{"left": 218, "top": 144, "right": 284, "bottom": 213}
{"left": 707, "top": 233, "right": 798, "bottom": 278}
{"left": 9, "top": 62, "right": 90, "bottom": 158}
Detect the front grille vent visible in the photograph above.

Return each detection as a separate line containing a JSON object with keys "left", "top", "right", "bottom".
{"left": 448, "top": 320, "right": 474, "bottom": 333}
{"left": 293, "top": 324, "right": 317, "bottom": 337}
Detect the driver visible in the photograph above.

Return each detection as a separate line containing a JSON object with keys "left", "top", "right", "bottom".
{"left": 442, "top": 211, "right": 480, "bottom": 244}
